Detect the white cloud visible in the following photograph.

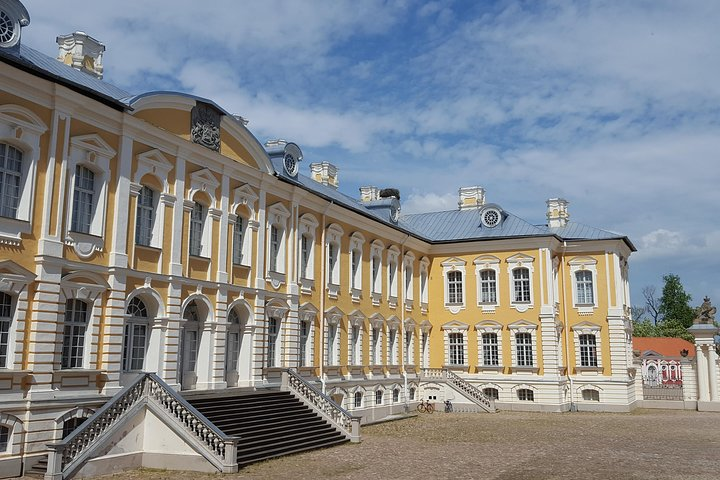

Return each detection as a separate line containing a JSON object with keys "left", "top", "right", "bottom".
{"left": 402, "top": 192, "right": 457, "bottom": 214}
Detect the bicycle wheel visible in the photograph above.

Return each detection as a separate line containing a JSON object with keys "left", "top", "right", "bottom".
{"left": 416, "top": 403, "right": 426, "bottom": 413}
{"left": 426, "top": 403, "right": 434, "bottom": 414}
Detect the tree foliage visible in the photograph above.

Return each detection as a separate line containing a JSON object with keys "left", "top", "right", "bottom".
{"left": 658, "top": 274, "right": 694, "bottom": 329}
{"left": 632, "top": 274, "right": 695, "bottom": 342}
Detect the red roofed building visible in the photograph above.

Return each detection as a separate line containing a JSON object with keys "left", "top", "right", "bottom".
{"left": 633, "top": 337, "right": 695, "bottom": 386}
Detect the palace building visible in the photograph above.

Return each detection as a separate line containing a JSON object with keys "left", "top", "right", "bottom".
{"left": 0, "top": 0, "right": 639, "bottom": 477}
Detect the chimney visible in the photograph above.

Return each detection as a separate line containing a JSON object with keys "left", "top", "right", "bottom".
{"left": 309, "top": 162, "right": 339, "bottom": 189}
{"left": 546, "top": 198, "right": 569, "bottom": 228}
{"left": 56, "top": 31, "right": 105, "bottom": 79}
{"left": 458, "top": 186, "right": 485, "bottom": 210}
{"left": 359, "top": 186, "right": 380, "bottom": 202}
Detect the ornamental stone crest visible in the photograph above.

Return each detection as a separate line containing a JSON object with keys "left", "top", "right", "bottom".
{"left": 694, "top": 296, "right": 716, "bottom": 325}
{"left": 191, "top": 102, "right": 221, "bottom": 152}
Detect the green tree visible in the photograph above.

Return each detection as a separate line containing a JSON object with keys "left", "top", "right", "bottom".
{"left": 632, "top": 318, "right": 658, "bottom": 337}
{"left": 658, "top": 274, "right": 695, "bottom": 329}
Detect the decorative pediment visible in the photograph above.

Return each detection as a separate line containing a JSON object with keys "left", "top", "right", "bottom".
{"left": 475, "top": 320, "right": 502, "bottom": 333}
{"left": 442, "top": 320, "right": 469, "bottom": 332}
{"left": 568, "top": 256, "right": 598, "bottom": 268}
{"left": 298, "top": 302, "right": 318, "bottom": 323}
{"left": 387, "top": 245, "right": 400, "bottom": 257}
{"left": 441, "top": 257, "right": 466, "bottom": 268}
{"left": 506, "top": 253, "right": 534, "bottom": 266}
{"left": 474, "top": 255, "right": 501, "bottom": 267}
{"left": 420, "top": 256, "right": 430, "bottom": 268}
{"left": 299, "top": 213, "right": 319, "bottom": 230}
{"left": 420, "top": 319, "right": 433, "bottom": 333}
{"left": 348, "top": 309, "right": 366, "bottom": 327}
{"left": 326, "top": 223, "right": 344, "bottom": 244}
{"left": 508, "top": 320, "right": 537, "bottom": 332}
{"left": 571, "top": 321, "right": 601, "bottom": 334}
{"left": 350, "top": 232, "right": 366, "bottom": 250}
{"left": 232, "top": 184, "right": 259, "bottom": 219}
{"left": 135, "top": 149, "right": 173, "bottom": 190}
{"left": 404, "top": 318, "right": 416, "bottom": 332}
{"left": 265, "top": 298, "right": 290, "bottom": 319}
{"left": 60, "top": 271, "right": 109, "bottom": 303}
{"left": 0, "top": 104, "right": 48, "bottom": 135}
{"left": 325, "top": 306, "right": 345, "bottom": 326}
{"left": 369, "top": 313, "right": 385, "bottom": 329}
{"left": 70, "top": 134, "right": 116, "bottom": 159}
{"left": 188, "top": 168, "right": 221, "bottom": 204}
{"left": 387, "top": 315, "right": 401, "bottom": 329}
{"left": 0, "top": 260, "right": 35, "bottom": 295}
{"left": 371, "top": 239, "right": 385, "bottom": 251}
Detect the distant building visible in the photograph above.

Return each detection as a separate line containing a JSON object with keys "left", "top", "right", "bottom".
{"left": 634, "top": 337, "right": 695, "bottom": 386}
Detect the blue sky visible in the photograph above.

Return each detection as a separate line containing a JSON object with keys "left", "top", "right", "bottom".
{"left": 23, "top": 0, "right": 720, "bottom": 310}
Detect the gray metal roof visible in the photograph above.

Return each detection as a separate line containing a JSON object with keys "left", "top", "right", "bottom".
{"left": 400, "top": 209, "right": 548, "bottom": 241}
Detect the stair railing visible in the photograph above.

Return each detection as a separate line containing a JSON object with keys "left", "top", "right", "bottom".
{"left": 444, "top": 369, "right": 496, "bottom": 412}
{"left": 46, "top": 373, "right": 239, "bottom": 479}
{"left": 281, "top": 369, "right": 361, "bottom": 443}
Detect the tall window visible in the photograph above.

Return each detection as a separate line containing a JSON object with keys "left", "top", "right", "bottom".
{"left": 300, "top": 234, "right": 311, "bottom": 279}
{"left": 371, "top": 255, "right": 381, "bottom": 293}
{"left": 482, "top": 332, "right": 499, "bottom": 366}
{"left": 579, "top": 334, "right": 598, "bottom": 367}
{"left": 480, "top": 270, "right": 497, "bottom": 303}
{"left": 448, "top": 332, "right": 465, "bottom": 365}
{"left": 299, "top": 320, "right": 309, "bottom": 367}
{"left": 135, "top": 186, "right": 155, "bottom": 246}
{"left": 62, "top": 299, "right": 89, "bottom": 369}
{"left": 269, "top": 225, "right": 280, "bottom": 272}
{"left": 226, "top": 309, "right": 241, "bottom": 374}
{"left": 328, "top": 243, "right": 338, "bottom": 284}
{"left": 0, "top": 425, "right": 8, "bottom": 452}
{"left": 0, "top": 143, "right": 22, "bottom": 218}
{"left": 375, "top": 389, "right": 383, "bottom": 405}
{"left": 351, "top": 249, "right": 360, "bottom": 290}
{"left": 354, "top": 391, "right": 362, "bottom": 408}
{"left": 267, "top": 317, "right": 280, "bottom": 367}
{"left": 405, "top": 330, "right": 412, "bottom": 364}
{"left": 189, "top": 202, "right": 205, "bottom": 257}
{"left": 350, "top": 325, "right": 360, "bottom": 365}
{"left": 71, "top": 165, "right": 95, "bottom": 234}
{"left": 405, "top": 264, "right": 413, "bottom": 301}
{"left": 123, "top": 298, "right": 149, "bottom": 372}
{"left": 388, "top": 259, "right": 397, "bottom": 298}
{"left": 513, "top": 268, "right": 531, "bottom": 303}
{"left": 516, "top": 332, "right": 533, "bottom": 367}
{"left": 420, "top": 269, "right": 428, "bottom": 303}
{"left": 576, "top": 270, "right": 594, "bottom": 305}
{"left": 232, "top": 217, "right": 244, "bottom": 265}
{"left": 0, "top": 292, "right": 11, "bottom": 368}
{"left": 447, "top": 271, "right": 463, "bottom": 304}
{"left": 183, "top": 302, "right": 200, "bottom": 372}
{"left": 371, "top": 327, "right": 380, "bottom": 365}
{"left": 388, "top": 328, "right": 397, "bottom": 364}
{"left": 327, "top": 324, "right": 337, "bottom": 365}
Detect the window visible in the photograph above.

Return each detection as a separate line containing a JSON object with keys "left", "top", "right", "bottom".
{"left": 0, "top": 143, "right": 22, "bottom": 218}
{"left": 388, "top": 326, "right": 398, "bottom": 364}
{"left": 135, "top": 186, "right": 155, "bottom": 246}
{"left": 404, "top": 256, "right": 414, "bottom": 303}
{"left": 409, "top": 387, "right": 416, "bottom": 400}
{"left": 300, "top": 234, "right": 311, "bottom": 279}
{"left": 62, "top": 417, "right": 87, "bottom": 439}
{"left": 420, "top": 267, "right": 428, "bottom": 305}
{"left": 387, "top": 247, "right": 399, "bottom": 302}
{"left": 370, "top": 326, "right": 381, "bottom": 365}
{"left": 267, "top": 317, "right": 280, "bottom": 367}
{"left": 350, "top": 324, "right": 360, "bottom": 365}
{"left": 350, "top": 248, "right": 360, "bottom": 290}
{"left": 62, "top": 299, "right": 89, "bottom": 369}
{"left": 575, "top": 270, "right": 594, "bottom": 305}
{"left": 183, "top": 302, "right": 201, "bottom": 373}
{"left": 225, "top": 309, "right": 241, "bottom": 375}
{"left": 0, "top": 292, "right": 12, "bottom": 368}
{"left": 393, "top": 388, "right": 400, "bottom": 402}
{"left": 269, "top": 225, "right": 280, "bottom": 272}
{"left": 483, "top": 387, "right": 499, "bottom": 401}
{"left": 513, "top": 268, "right": 531, "bottom": 303}
{"left": 0, "top": 425, "right": 8, "bottom": 452}
{"left": 327, "top": 242, "right": 339, "bottom": 284}
{"left": 299, "top": 319, "right": 309, "bottom": 367}
{"left": 123, "top": 297, "right": 149, "bottom": 372}
{"left": 375, "top": 390, "right": 383, "bottom": 405}
{"left": 371, "top": 254, "right": 381, "bottom": 293}
{"left": 482, "top": 333, "right": 499, "bottom": 366}
{"left": 267, "top": 203, "right": 290, "bottom": 277}
{"left": 449, "top": 332, "right": 465, "bottom": 366}
{"left": 447, "top": 271, "right": 463, "bottom": 304}
{"left": 70, "top": 165, "right": 94, "bottom": 234}
{"left": 516, "top": 332, "right": 533, "bottom": 367}
{"left": 232, "top": 217, "right": 245, "bottom": 265}
{"left": 354, "top": 391, "right": 363, "bottom": 408}
{"left": 582, "top": 389, "right": 600, "bottom": 402}
{"left": 189, "top": 202, "right": 205, "bottom": 257}
{"left": 579, "top": 334, "right": 598, "bottom": 367}
{"left": 479, "top": 270, "right": 497, "bottom": 303}
{"left": 327, "top": 324, "right": 338, "bottom": 365}
{"left": 517, "top": 388, "right": 534, "bottom": 401}
{"left": 405, "top": 329, "right": 413, "bottom": 364}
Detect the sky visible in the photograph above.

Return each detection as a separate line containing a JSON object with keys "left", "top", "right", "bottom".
{"left": 22, "top": 0, "right": 720, "bottom": 310}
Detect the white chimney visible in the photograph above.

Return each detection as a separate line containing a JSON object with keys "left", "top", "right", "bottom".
{"left": 359, "top": 186, "right": 380, "bottom": 202}
{"left": 546, "top": 198, "right": 570, "bottom": 228}
{"left": 310, "top": 162, "right": 339, "bottom": 189}
{"left": 458, "top": 186, "right": 485, "bottom": 210}
{"left": 56, "top": 31, "right": 105, "bottom": 79}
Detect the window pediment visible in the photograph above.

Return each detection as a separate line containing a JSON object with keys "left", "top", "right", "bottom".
{"left": 70, "top": 134, "right": 116, "bottom": 161}
{"left": 325, "top": 306, "right": 344, "bottom": 326}
{"left": 508, "top": 320, "right": 537, "bottom": 332}
{"left": 441, "top": 257, "right": 466, "bottom": 268}
{"left": 369, "top": 313, "right": 385, "bottom": 329}
{"left": 232, "top": 184, "right": 259, "bottom": 220}
{"left": 474, "top": 255, "right": 500, "bottom": 266}
{"left": 506, "top": 253, "right": 534, "bottom": 265}
{"left": 135, "top": 149, "right": 173, "bottom": 192}
{"left": 568, "top": 256, "right": 598, "bottom": 267}
{"left": 387, "top": 315, "right": 401, "bottom": 329}
{"left": 0, "top": 260, "right": 35, "bottom": 295}
{"left": 188, "top": 168, "right": 220, "bottom": 205}
{"left": 571, "top": 321, "right": 601, "bottom": 334}
{"left": 476, "top": 320, "right": 502, "bottom": 333}
{"left": 348, "top": 309, "right": 366, "bottom": 327}
{"left": 442, "top": 320, "right": 469, "bottom": 332}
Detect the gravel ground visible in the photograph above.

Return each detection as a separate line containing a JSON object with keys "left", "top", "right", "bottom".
{"left": 36, "top": 409, "right": 720, "bottom": 480}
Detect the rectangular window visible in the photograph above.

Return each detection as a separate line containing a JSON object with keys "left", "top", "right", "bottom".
{"left": 405, "top": 267, "right": 413, "bottom": 300}
{"left": 351, "top": 249, "right": 360, "bottom": 289}
{"left": 135, "top": 186, "right": 155, "bottom": 246}
{"left": 576, "top": 270, "right": 594, "bottom": 304}
{"left": 122, "top": 323, "right": 148, "bottom": 371}
{"left": 328, "top": 243, "right": 338, "bottom": 283}
{"left": 300, "top": 235, "right": 310, "bottom": 279}
{"left": 299, "top": 321, "right": 309, "bottom": 367}
{"left": 269, "top": 226, "right": 280, "bottom": 272}
{"left": 371, "top": 256, "right": 380, "bottom": 293}
{"left": 389, "top": 329, "right": 397, "bottom": 364}
{"left": 62, "top": 299, "right": 88, "bottom": 369}
{"left": 579, "top": 334, "right": 598, "bottom": 367}
{"left": 0, "top": 143, "right": 23, "bottom": 219}
{"left": 513, "top": 268, "right": 531, "bottom": 303}
{"left": 186, "top": 329, "right": 198, "bottom": 371}
{"left": 71, "top": 165, "right": 95, "bottom": 234}
{"left": 371, "top": 328, "right": 379, "bottom": 365}
{"left": 0, "top": 292, "right": 11, "bottom": 368}
{"left": 516, "top": 332, "right": 533, "bottom": 367}
{"left": 189, "top": 202, "right": 205, "bottom": 257}
{"left": 389, "top": 261, "right": 397, "bottom": 297}
{"left": 480, "top": 270, "right": 497, "bottom": 303}
{"left": 420, "top": 270, "right": 428, "bottom": 303}
{"left": 267, "top": 317, "right": 279, "bottom": 367}
{"left": 448, "top": 332, "right": 465, "bottom": 365}
{"left": 327, "top": 324, "right": 337, "bottom": 365}
{"left": 0, "top": 425, "right": 8, "bottom": 452}
{"left": 232, "top": 217, "right": 244, "bottom": 265}
{"left": 447, "top": 271, "right": 463, "bottom": 304}
{"left": 351, "top": 325, "right": 359, "bottom": 365}
{"left": 226, "top": 331, "right": 240, "bottom": 372}
{"left": 482, "top": 332, "right": 499, "bottom": 366}
{"left": 405, "top": 331, "right": 412, "bottom": 364}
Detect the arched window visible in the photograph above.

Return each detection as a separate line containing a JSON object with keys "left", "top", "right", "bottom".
{"left": 0, "top": 292, "right": 12, "bottom": 368}
{"left": 409, "top": 387, "right": 416, "bottom": 400}
{"left": 135, "top": 185, "right": 156, "bottom": 246}
{"left": 375, "top": 389, "right": 383, "bottom": 405}
{"left": 483, "top": 387, "right": 499, "bottom": 400}
{"left": 225, "top": 309, "right": 241, "bottom": 379}
{"left": 0, "top": 425, "right": 9, "bottom": 452}
{"left": 0, "top": 143, "right": 23, "bottom": 218}
{"left": 512, "top": 268, "right": 531, "bottom": 303}
{"left": 62, "top": 417, "right": 87, "bottom": 439}
{"left": 70, "top": 165, "right": 95, "bottom": 234}
{"left": 517, "top": 388, "right": 534, "bottom": 401}
{"left": 123, "top": 297, "right": 149, "bottom": 372}
{"left": 354, "top": 391, "right": 363, "bottom": 408}
{"left": 180, "top": 301, "right": 201, "bottom": 384}
{"left": 62, "top": 299, "right": 89, "bottom": 369}
{"left": 393, "top": 388, "right": 400, "bottom": 402}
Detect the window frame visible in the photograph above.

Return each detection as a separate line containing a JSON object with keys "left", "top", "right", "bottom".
{"left": 0, "top": 291, "right": 13, "bottom": 369}
{"left": 123, "top": 297, "right": 150, "bottom": 372}
{"left": 387, "top": 246, "right": 400, "bottom": 306}
{"left": 476, "top": 321, "right": 503, "bottom": 370}
{"left": 62, "top": 298, "right": 90, "bottom": 370}
{"left": 508, "top": 321, "right": 538, "bottom": 372}
{"left": 370, "top": 240, "right": 384, "bottom": 306}
{"left": 506, "top": 255, "right": 535, "bottom": 312}
{"left": 442, "top": 321, "right": 469, "bottom": 368}
{"left": 572, "top": 322, "right": 603, "bottom": 372}
{"left": 325, "top": 223, "right": 343, "bottom": 299}
{"left": 441, "top": 258, "right": 467, "bottom": 313}
{"left": 568, "top": 257, "right": 599, "bottom": 313}
{"left": 134, "top": 185, "right": 157, "bottom": 247}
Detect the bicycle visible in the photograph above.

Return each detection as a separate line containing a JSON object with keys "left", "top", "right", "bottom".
{"left": 444, "top": 400, "right": 453, "bottom": 413}
{"left": 416, "top": 399, "right": 435, "bottom": 413}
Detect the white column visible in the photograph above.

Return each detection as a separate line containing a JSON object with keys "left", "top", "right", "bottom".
{"left": 708, "top": 346, "right": 719, "bottom": 401}
{"left": 697, "top": 346, "right": 709, "bottom": 402}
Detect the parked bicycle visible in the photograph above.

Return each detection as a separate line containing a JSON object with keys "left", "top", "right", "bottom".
{"left": 444, "top": 400, "right": 453, "bottom": 413}
{"left": 416, "top": 399, "right": 434, "bottom": 413}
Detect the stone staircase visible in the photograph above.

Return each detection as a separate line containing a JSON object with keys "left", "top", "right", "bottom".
{"left": 186, "top": 390, "right": 349, "bottom": 467}
{"left": 421, "top": 368, "right": 497, "bottom": 413}
{"left": 24, "top": 454, "right": 48, "bottom": 477}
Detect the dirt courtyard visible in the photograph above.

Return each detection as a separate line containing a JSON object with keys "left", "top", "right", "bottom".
{"left": 43, "top": 409, "right": 720, "bottom": 480}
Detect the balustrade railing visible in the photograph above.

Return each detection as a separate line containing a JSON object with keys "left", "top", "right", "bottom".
{"left": 46, "top": 373, "right": 239, "bottom": 479}
{"left": 281, "top": 369, "right": 361, "bottom": 443}
{"left": 420, "top": 368, "right": 495, "bottom": 413}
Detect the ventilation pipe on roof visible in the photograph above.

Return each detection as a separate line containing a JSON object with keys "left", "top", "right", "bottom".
{"left": 359, "top": 186, "right": 380, "bottom": 202}
{"left": 56, "top": 31, "right": 105, "bottom": 79}
{"left": 546, "top": 198, "right": 570, "bottom": 228}
{"left": 310, "top": 162, "right": 339, "bottom": 189}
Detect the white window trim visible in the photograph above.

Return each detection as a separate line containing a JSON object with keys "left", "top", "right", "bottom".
{"left": 298, "top": 214, "right": 319, "bottom": 293}
{"left": 266, "top": 203, "right": 291, "bottom": 286}
{"left": 419, "top": 320, "right": 432, "bottom": 368}
{"left": 231, "top": 184, "right": 259, "bottom": 268}
{"left": 572, "top": 321, "right": 603, "bottom": 373}
{"left": 514, "top": 384, "right": 537, "bottom": 402}
{"left": 370, "top": 240, "right": 384, "bottom": 306}
{"left": 508, "top": 321, "right": 538, "bottom": 373}
{"left": 419, "top": 257, "right": 430, "bottom": 313}
{"left": 369, "top": 314, "right": 385, "bottom": 366}
{"left": 387, "top": 316, "right": 401, "bottom": 365}
{"left": 0, "top": 413, "right": 23, "bottom": 456}
{"left": 64, "top": 135, "right": 116, "bottom": 258}
{"left": 387, "top": 246, "right": 400, "bottom": 307}
{"left": 506, "top": 254, "right": 535, "bottom": 313}
{"left": 351, "top": 386, "right": 366, "bottom": 409}
{"left": 324, "top": 307, "right": 343, "bottom": 366}
{"left": 404, "top": 318, "right": 416, "bottom": 366}
{"left": 568, "top": 256, "right": 599, "bottom": 315}
{"left": 441, "top": 321, "right": 469, "bottom": 368}
{"left": 298, "top": 303, "right": 318, "bottom": 367}
{"left": 0, "top": 260, "right": 34, "bottom": 370}
{"left": 474, "top": 255, "right": 500, "bottom": 312}
{"left": 404, "top": 252, "right": 415, "bottom": 311}
{"left": 0, "top": 105, "right": 47, "bottom": 247}
{"left": 348, "top": 310, "right": 365, "bottom": 366}
{"left": 59, "top": 273, "right": 108, "bottom": 370}
{"left": 441, "top": 257, "right": 467, "bottom": 314}
{"left": 325, "top": 223, "right": 343, "bottom": 299}
{"left": 349, "top": 232, "right": 365, "bottom": 302}
{"left": 265, "top": 302, "right": 289, "bottom": 368}
{"left": 131, "top": 149, "right": 173, "bottom": 249}
{"left": 475, "top": 320, "right": 503, "bottom": 371}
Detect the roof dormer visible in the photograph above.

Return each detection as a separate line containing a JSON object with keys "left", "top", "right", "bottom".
{"left": 0, "top": 0, "right": 30, "bottom": 51}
